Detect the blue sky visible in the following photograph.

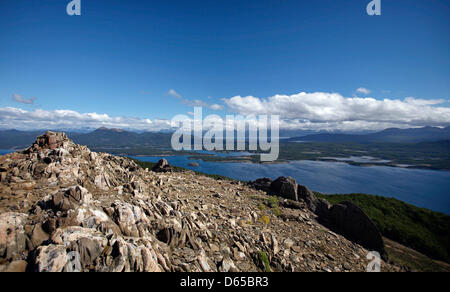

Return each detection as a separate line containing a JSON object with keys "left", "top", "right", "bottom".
{"left": 0, "top": 0, "right": 449, "bottom": 131}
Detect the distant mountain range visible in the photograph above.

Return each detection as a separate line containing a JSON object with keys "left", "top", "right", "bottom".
{"left": 70, "top": 127, "right": 172, "bottom": 148}
{"left": 288, "top": 126, "right": 450, "bottom": 143}
{"left": 0, "top": 127, "right": 172, "bottom": 150}
{"left": 1, "top": 126, "right": 450, "bottom": 150}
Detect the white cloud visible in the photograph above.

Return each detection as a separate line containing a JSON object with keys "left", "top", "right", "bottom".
{"left": 168, "top": 89, "right": 182, "bottom": 99}
{"left": 356, "top": 88, "right": 371, "bottom": 95}
{"left": 223, "top": 92, "right": 450, "bottom": 131}
{"left": 278, "top": 119, "right": 421, "bottom": 132}
{"left": 0, "top": 107, "right": 176, "bottom": 131}
{"left": 13, "top": 94, "right": 36, "bottom": 105}
{"left": 168, "top": 89, "right": 223, "bottom": 110}
{"left": 210, "top": 104, "right": 224, "bottom": 110}
{"left": 3, "top": 91, "right": 450, "bottom": 133}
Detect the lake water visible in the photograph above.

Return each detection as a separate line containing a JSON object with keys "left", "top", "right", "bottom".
{"left": 2, "top": 149, "right": 449, "bottom": 214}
{"left": 320, "top": 156, "right": 391, "bottom": 164}
{"left": 132, "top": 155, "right": 450, "bottom": 214}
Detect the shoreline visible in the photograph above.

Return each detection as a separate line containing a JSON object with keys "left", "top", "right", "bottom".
{"left": 179, "top": 155, "right": 450, "bottom": 171}
{"left": 2, "top": 148, "right": 449, "bottom": 171}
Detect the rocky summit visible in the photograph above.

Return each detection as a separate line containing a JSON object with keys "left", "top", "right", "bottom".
{"left": 0, "top": 131, "right": 401, "bottom": 272}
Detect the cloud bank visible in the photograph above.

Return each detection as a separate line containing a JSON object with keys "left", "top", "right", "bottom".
{"left": 1, "top": 91, "right": 449, "bottom": 132}
{"left": 223, "top": 92, "right": 450, "bottom": 131}
{"left": 0, "top": 107, "right": 175, "bottom": 131}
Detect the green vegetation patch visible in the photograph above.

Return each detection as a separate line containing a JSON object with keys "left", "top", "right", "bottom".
{"left": 264, "top": 196, "right": 282, "bottom": 217}
{"left": 258, "top": 251, "right": 271, "bottom": 272}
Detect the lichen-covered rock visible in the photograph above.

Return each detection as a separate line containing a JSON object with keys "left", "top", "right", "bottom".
{"left": 314, "top": 198, "right": 332, "bottom": 219}
{"left": 0, "top": 212, "right": 28, "bottom": 261}
{"left": 328, "top": 201, "right": 387, "bottom": 260}
{"left": 35, "top": 227, "right": 108, "bottom": 272}
{"left": 0, "top": 260, "right": 28, "bottom": 272}
{"left": 249, "top": 178, "right": 273, "bottom": 193}
{"left": 30, "top": 224, "right": 49, "bottom": 248}
{"left": 110, "top": 201, "right": 150, "bottom": 237}
{"left": 152, "top": 159, "right": 172, "bottom": 173}
{"left": 52, "top": 186, "right": 92, "bottom": 212}
{"left": 34, "top": 245, "right": 68, "bottom": 272}
{"left": 108, "top": 237, "right": 164, "bottom": 272}
{"left": 270, "top": 177, "right": 298, "bottom": 201}
{"left": 297, "top": 184, "right": 319, "bottom": 212}
{"left": 26, "top": 131, "right": 70, "bottom": 152}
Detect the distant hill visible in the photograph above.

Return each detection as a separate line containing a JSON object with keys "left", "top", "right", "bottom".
{"left": 0, "top": 128, "right": 172, "bottom": 150}
{"left": 288, "top": 126, "right": 450, "bottom": 143}
{"left": 0, "top": 130, "right": 48, "bottom": 149}
{"left": 2, "top": 126, "right": 450, "bottom": 150}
